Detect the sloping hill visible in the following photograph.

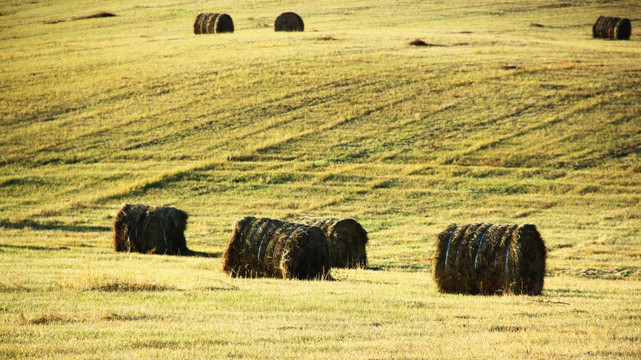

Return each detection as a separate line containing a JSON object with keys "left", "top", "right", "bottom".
{"left": 0, "top": 1, "right": 640, "bottom": 357}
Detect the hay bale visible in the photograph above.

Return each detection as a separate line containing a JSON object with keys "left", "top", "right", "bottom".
{"left": 223, "top": 217, "right": 331, "bottom": 280}
{"left": 212, "top": 13, "right": 234, "bottom": 33}
{"left": 113, "top": 204, "right": 189, "bottom": 255}
{"left": 592, "top": 16, "right": 631, "bottom": 40}
{"left": 274, "top": 12, "right": 304, "bottom": 32}
{"left": 193, "top": 12, "right": 209, "bottom": 34}
{"left": 194, "top": 13, "right": 234, "bottom": 34}
{"left": 433, "top": 223, "right": 546, "bottom": 295}
{"left": 294, "top": 217, "right": 368, "bottom": 268}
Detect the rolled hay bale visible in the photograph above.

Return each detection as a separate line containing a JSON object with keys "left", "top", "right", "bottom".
{"left": 113, "top": 204, "right": 189, "bottom": 255}
{"left": 433, "top": 223, "right": 546, "bottom": 295}
{"left": 194, "top": 13, "right": 234, "bottom": 34}
{"left": 592, "top": 16, "right": 631, "bottom": 40}
{"left": 274, "top": 12, "right": 304, "bottom": 32}
{"left": 210, "top": 13, "right": 234, "bottom": 33}
{"left": 223, "top": 217, "right": 331, "bottom": 280}
{"left": 293, "top": 217, "right": 368, "bottom": 268}
{"left": 193, "top": 12, "right": 210, "bottom": 34}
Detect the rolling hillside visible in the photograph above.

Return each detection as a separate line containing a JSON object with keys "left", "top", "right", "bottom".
{"left": 1, "top": 0, "right": 640, "bottom": 358}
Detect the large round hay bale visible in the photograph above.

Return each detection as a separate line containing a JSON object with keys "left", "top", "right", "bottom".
{"left": 194, "top": 13, "right": 205, "bottom": 34}
{"left": 194, "top": 12, "right": 213, "bottom": 34}
{"left": 592, "top": 16, "right": 631, "bottom": 40}
{"left": 294, "top": 217, "right": 368, "bottom": 268}
{"left": 194, "top": 13, "right": 234, "bottom": 34}
{"left": 113, "top": 204, "right": 189, "bottom": 255}
{"left": 212, "top": 13, "right": 234, "bottom": 33}
{"left": 274, "top": 12, "right": 304, "bottom": 32}
{"left": 433, "top": 223, "right": 546, "bottom": 295}
{"left": 223, "top": 217, "right": 331, "bottom": 280}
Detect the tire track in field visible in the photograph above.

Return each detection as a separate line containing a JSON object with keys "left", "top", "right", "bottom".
{"left": 14, "top": 76, "right": 433, "bottom": 221}
{"left": 407, "top": 93, "right": 612, "bottom": 176}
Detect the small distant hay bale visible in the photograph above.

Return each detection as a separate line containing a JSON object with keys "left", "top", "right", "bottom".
{"left": 223, "top": 217, "right": 331, "bottom": 280}
{"left": 194, "top": 13, "right": 234, "bottom": 34}
{"left": 294, "top": 217, "right": 368, "bottom": 268}
{"left": 433, "top": 223, "right": 546, "bottom": 295}
{"left": 592, "top": 16, "right": 631, "bottom": 40}
{"left": 274, "top": 12, "right": 304, "bottom": 32}
{"left": 113, "top": 204, "right": 189, "bottom": 255}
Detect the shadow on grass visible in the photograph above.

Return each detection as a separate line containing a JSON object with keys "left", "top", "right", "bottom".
{"left": 180, "top": 249, "right": 221, "bottom": 258}
{"left": 0, "top": 243, "right": 70, "bottom": 251}
{"left": 0, "top": 219, "right": 110, "bottom": 233}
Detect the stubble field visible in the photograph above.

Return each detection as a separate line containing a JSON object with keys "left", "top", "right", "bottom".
{"left": 1, "top": 0, "right": 640, "bottom": 358}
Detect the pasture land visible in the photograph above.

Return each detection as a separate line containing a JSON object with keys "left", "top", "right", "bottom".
{"left": 1, "top": 0, "right": 640, "bottom": 358}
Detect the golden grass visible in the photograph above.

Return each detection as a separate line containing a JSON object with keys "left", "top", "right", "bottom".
{"left": 1, "top": 0, "right": 640, "bottom": 358}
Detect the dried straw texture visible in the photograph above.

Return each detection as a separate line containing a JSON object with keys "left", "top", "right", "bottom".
{"left": 113, "top": 204, "right": 189, "bottom": 255}
{"left": 194, "top": 13, "right": 234, "bottom": 34}
{"left": 294, "top": 217, "right": 368, "bottom": 268}
{"left": 223, "top": 217, "right": 331, "bottom": 280}
{"left": 592, "top": 16, "right": 631, "bottom": 40}
{"left": 274, "top": 12, "right": 304, "bottom": 32}
{"left": 433, "top": 223, "right": 546, "bottom": 295}
{"left": 193, "top": 13, "right": 210, "bottom": 34}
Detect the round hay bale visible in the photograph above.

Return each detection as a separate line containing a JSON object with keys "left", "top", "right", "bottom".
{"left": 212, "top": 13, "right": 234, "bottom": 33}
{"left": 433, "top": 223, "right": 546, "bottom": 295}
{"left": 223, "top": 217, "right": 331, "bottom": 280}
{"left": 113, "top": 204, "right": 189, "bottom": 255}
{"left": 194, "top": 12, "right": 210, "bottom": 34}
{"left": 201, "top": 13, "right": 217, "bottom": 34}
{"left": 274, "top": 12, "right": 304, "bottom": 32}
{"left": 195, "top": 13, "right": 233, "bottom": 34}
{"left": 592, "top": 16, "right": 631, "bottom": 40}
{"left": 294, "top": 217, "right": 368, "bottom": 268}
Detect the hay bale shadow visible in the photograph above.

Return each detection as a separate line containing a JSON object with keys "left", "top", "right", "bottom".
{"left": 409, "top": 39, "right": 445, "bottom": 47}
{"left": 71, "top": 11, "right": 116, "bottom": 20}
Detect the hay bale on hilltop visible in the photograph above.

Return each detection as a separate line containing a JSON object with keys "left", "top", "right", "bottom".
{"left": 223, "top": 217, "right": 331, "bottom": 280}
{"left": 433, "top": 223, "right": 546, "bottom": 295}
{"left": 294, "top": 217, "right": 368, "bottom": 268}
{"left": 113, "top": 204, "right": 189, "bottom": 255}
{"left": 194, "top": 13, "right": 234, "bottom": 34}
{"left": 592, "top": 16, "right": 631, "bottom": 40}
{"left": 274, "top": 12, "right": 304, "bottom": 32}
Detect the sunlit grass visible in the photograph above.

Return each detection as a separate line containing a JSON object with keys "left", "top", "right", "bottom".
{"left": 1, "top": 0, "right": 640, "bottom": 358}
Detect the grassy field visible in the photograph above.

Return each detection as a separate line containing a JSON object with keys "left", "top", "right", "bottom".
{"left": 1, "top": 0, "right": 640, "bottom": 358}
